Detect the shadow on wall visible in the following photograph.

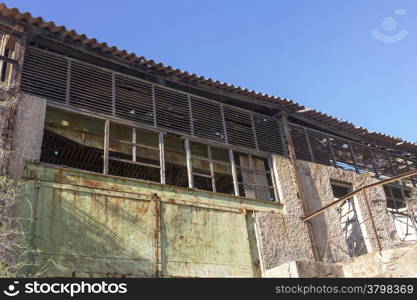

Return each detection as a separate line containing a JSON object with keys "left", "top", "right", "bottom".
{"left": 300, "top": 164, "right": 368, "bottom": 262}
{"left": 337, "top": 198, "right": 367, "bottom": 258}
{"left": 24, "top": 185, "right": 155, "bottom": 277}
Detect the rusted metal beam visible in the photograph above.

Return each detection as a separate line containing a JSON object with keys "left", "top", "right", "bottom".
{"left": 302, "top": 169, "right": 417, "bottom": 222}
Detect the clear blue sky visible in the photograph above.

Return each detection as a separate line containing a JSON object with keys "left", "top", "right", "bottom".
{"left": 6, "top": 0, "right": 417, "bottom": 142}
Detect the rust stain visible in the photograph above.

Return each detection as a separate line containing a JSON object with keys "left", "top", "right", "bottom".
{"left": 28, "top": 169, "right": 38, "bottom": 179}
{"left": 167, "top": 198, "right": 177, "bottom": 204}
{"left": 135, "top": 203, "right": 149, "bottom": 215}
{"left": 53, "top": 169, "right": 64, "bottom": 183}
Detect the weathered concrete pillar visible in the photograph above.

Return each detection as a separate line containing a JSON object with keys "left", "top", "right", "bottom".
{"left": 8, "top": 93, "right": 46, "bottom": 181}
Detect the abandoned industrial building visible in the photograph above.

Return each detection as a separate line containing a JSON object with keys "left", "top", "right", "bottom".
{"left": 0, "top": 4, "right": 417, "bottom": 277}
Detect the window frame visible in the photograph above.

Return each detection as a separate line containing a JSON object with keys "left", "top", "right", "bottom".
{"left": 42, "top": 106, "right": 280, "bottom": 202}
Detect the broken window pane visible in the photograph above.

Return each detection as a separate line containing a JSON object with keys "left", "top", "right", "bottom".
{"left": 108, "top": 123, "right": 160, "bottom": 183}
{"left": 235, "top": 152, "right": 274, "bottom": 201}
{"left": 41, "top": 107, "right": 104, "bottom": 173}
{"left": 164, "top": 133, "right": 188, "bottom": 188}
{"left": 383, "top": 184, "right": 408, "bottom": 210}
{"left": 330, "top": 181, "right": 367, "bottom": 257}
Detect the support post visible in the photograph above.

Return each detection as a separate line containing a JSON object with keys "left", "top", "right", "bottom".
{"left": 268, "top": 157, "right": 280, "bottom": 202}
{"left": 132, "top": 128, "right": 137, "bottom": 162}
{"left": 103, "top": 120, "right": 110, "bottom": 175}
{"left": 208, "top": 145, "right": 216, "bottom": 192}
{"left": 153, "top": 194, "right": 162, "bottom": 278}
{"left": 159, "top": 132, "right": 166, "bottom": 184}
{"left": 184, "top": 137, "right": 193, "bottom": 188}
{"left": 229, "top": 149, "right": 239, "bottom": 196}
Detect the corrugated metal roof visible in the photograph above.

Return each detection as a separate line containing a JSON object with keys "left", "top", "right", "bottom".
{"left": 0, "top": 2, "right": 416, "bottom": 154}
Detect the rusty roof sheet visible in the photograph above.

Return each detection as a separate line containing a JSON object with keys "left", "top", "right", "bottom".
{"left": 1, "top": 3, "right": 416, "bottom": 154}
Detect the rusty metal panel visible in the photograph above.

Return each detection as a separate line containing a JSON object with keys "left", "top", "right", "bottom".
{"left": 23, "top": 180, "right": 155, "bottom": 277}
{"left": 23, "top": 163, "right": 282, "bottom": 214}
{"left": 21, "top": 163, "right": 279, "bottom": 277}
{"left": 161, "top": 203, "right": 254, "bottom": 277}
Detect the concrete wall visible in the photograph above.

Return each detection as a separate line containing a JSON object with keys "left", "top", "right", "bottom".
{"left": 264, "top": 244, "right": 417, "bottom": 278}
{"left": 298, "top": 160, "right": 401, "bottom": 262}
{"left": 255, "top": 156, "right": 315, "bottom": 270}
{"left": 260, "top": 155, "right": 404, "bottom": 270}
{"left": 8, "top": 93, "right": 46, "bottom": 181}
{"left": 343, "top": 244, "right": 417, "bottom": 277}
{"left": 264, "top": 260, "right": 343, "bottom": 278}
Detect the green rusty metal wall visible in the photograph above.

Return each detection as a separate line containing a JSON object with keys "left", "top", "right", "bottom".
{"left": 20, "top": 163, "right": 282, "bottom": 277}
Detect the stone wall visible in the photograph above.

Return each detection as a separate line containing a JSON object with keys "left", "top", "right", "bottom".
{"left": 298, "top": 160, "right": 402, "bottom": 262}
{"left": 264, "top": 260, "right": 343, "bottom": 278}
{"left": 343, "top": 244, "right": 417, "bottom": 277}
{"left": 255, "top": 155, "right": 315, "bottom": 270}
{"left": 258, "top": 155, "right": 405, "bottom": 271}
